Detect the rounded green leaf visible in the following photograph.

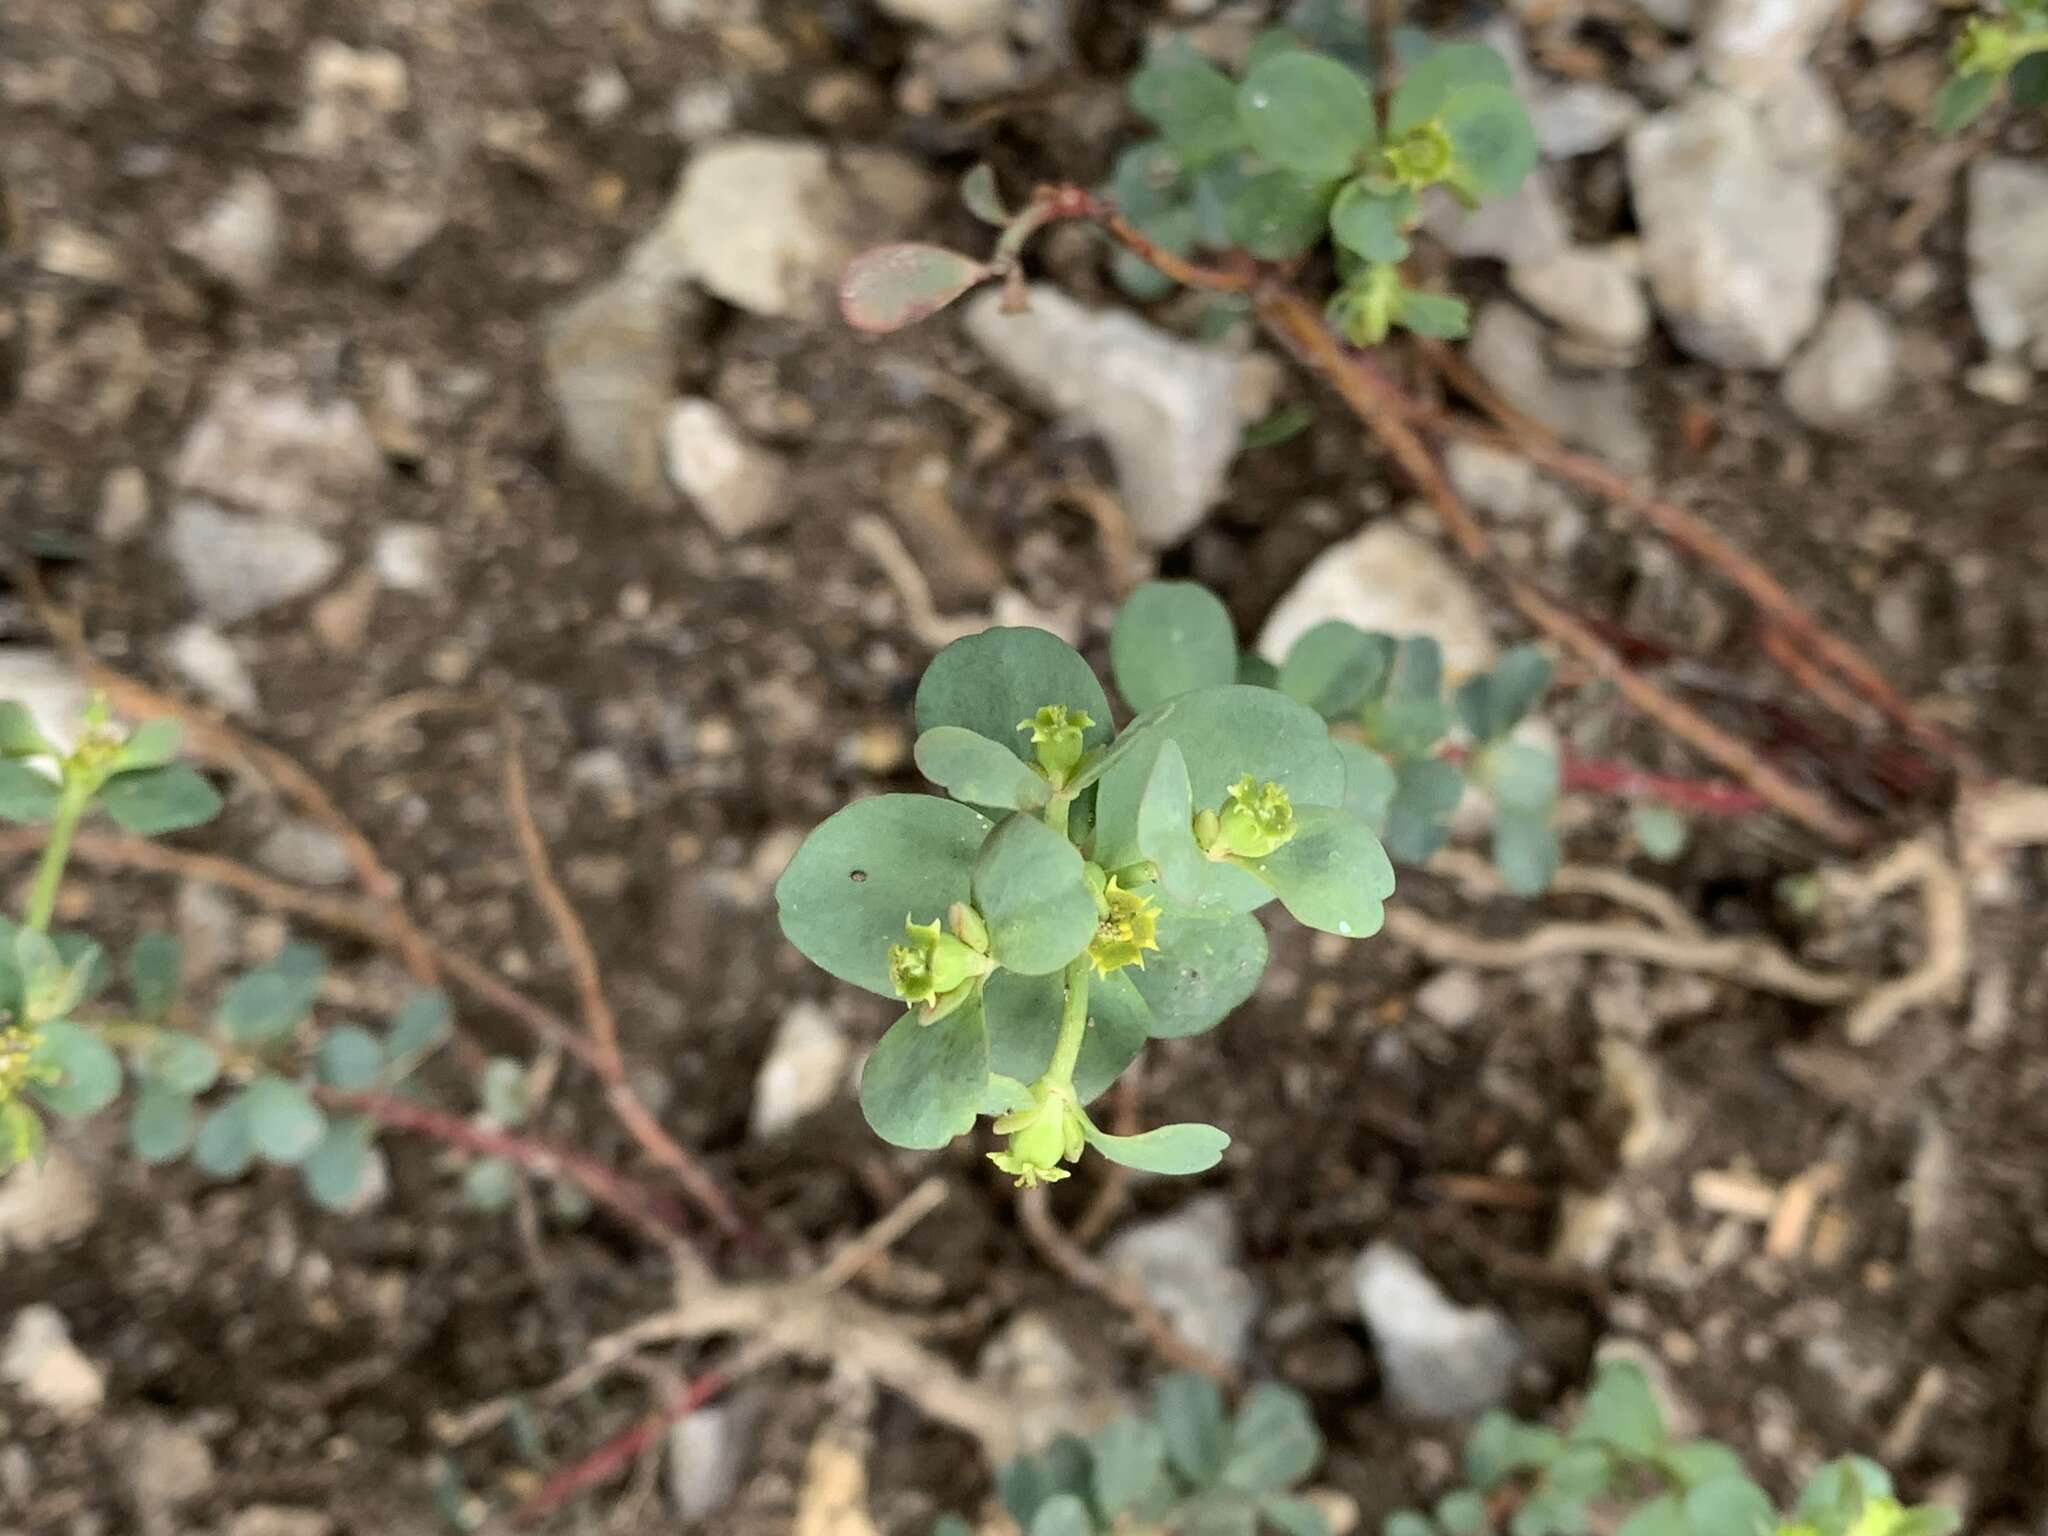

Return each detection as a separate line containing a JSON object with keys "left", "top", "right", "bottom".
{"left": 1224, "top": 1384, "right": 1323, "bottom": 1495}
{"left": 982, "top": 969, "right": 1146, "bottom": 1103}
{"left": 1330, "top": 180, "right": 1418, "bottom": 262}
{"left": 1933, "top": 70, "right": 2000, "bottom": 135}
{"left": 1796, "top": 1458, "right": 1892, "bottom": 1522}
{"left": 1386, "top": 1514, "right": 1435, "bottom": 1536}
{"left": 111, "top": 719, "right": 183, "bottom": 774}
{"left": 1137, "top": 740, "right": 1270, "bottom": 914}
{"left": 1483, "top": 742, "right": 1560, "bottom": 813}
{"left": 146, "top": 1032, "right": 221, "bottom": 1096}
{"left": 1093, "top": 685, "right": 1346, "bottom": 873}
{"left": 972, "top": 814, "right": 1097, "bottom": 976}
{"left": 1239, "top": 51, "right": 1378, "bottom": 182}
{"left": 1265, "top": 1497, "right": 1333, "bottom": 1536}
{"left": 1083, "top": 1116, "right": 1227, "bottom": 1174}
{"left": 915, "top": 629, "right": 1113, "bottom": 767}
{"left": 1463, "top": 1411, "right": 1565, "bottom": 1491}
{"left": 1382, "top": 757, "right": 1464, "bottom": 863}
{"left": 914, "top": 728, "right": 1051, "bottom": 811}
{"left": 839, "top": 244, "right": 992, "bottom": 334}
{"left": 1572, "top": 1360, "right": 1666, "bottom": 1456}
{"left": 216, "top": 942, "right": 326, "bottom": 1046}
{"left": 1615, "top": 1495, "right": 1687, "bottom": 1536}
{"left": 1388, "top": 41, "right": 1514, "bottom": 134}
{"left": 1362, "top": 637, "right": 1449, "bottom": 758}
{"left": 317, "top": 1025, "right": 386, "bottom": 1091}
{"left": 193, "top": 1096, "right": 257, "bottom": 1178}
{"left": 385, "top": 988, "right": 453, "bottom": 1066}
{"left": 2014, "top": 51, "right": 2048, "bottom": 108}
{"left": 126, "top": 931, "right": 183, "bottom": 1019}
{"left": 1394, "top": 287, "right": 1472, "bottom": 340}
{"left": 481, "top": 1057, "right": 532, "bottom": 1127}
{"left": 858, "top": 999, "right": 989, "bottom": 1150}
{"left": 1435, "top": 1491, "right": 1492, "bottom": 1536}
{"left": 1098, "top": 894, "right": 1268, "bottom": 1041}
{"left": 1029, "top": 1494, "right": 1093, "bottom": 1536}
{"left": 1456, "top": 645, "right": 1552, "bottom": 742}
{"left": 130, "top": 1084, "right": 197, "bottom": 1165}
{"left": 96, "top": 764, "right": 223, "bottom": 836}
{"left": 961, "top": 163, "right": 1009, "bottom": 226}
{"left": 1091, "top": 1417, "right": 1167, "bottom": 1517}
{"left": 243, "top": 1073, "right": 328, "bottom": 1166}
{"left": 1684, "top": 1479, "right": 1774, "bottom": 1536}
{"left": 1131, "top": 45, "right": 1245, "bottom": 162}
{"left": 1334, "top": 738, "right": 1397, "bottom": 831}
{"left": 0, "top": 761, "right": 62, "bottom": 825}
{"left": 776, "top": 795, "right": 994, "bottom": 995}
{"left": 27, "top": 1022, "right": 122, "bottom": 1119}
{"left": 1156, "top": 1373, "right": 1231, "bottom": 1484}
{"left": 1441, "top": 85, "right": 1537, "bottom": 199}
{"left": 0, "top": 1101, "right": 46, "bottom": 1169}
{"left": 1111, "top": 583, "right": 1240, "bottom": 714}
{"left": 463, "top": 1157, "right": 518, "bottom": 1212}
{"left": 0, "top": 702, "right": 56, "bottom": 760}
{"left": 1224, "top": 169, "right": 1333, "bottom": 259}
{"left": 1630, "top": 804, "right": 1690, "bottom": 863}
{"left": 1662, "top": 1442, "right": 1746, "bottom": 1490}
{"left": 1493, "top": 809, "right": 1557, "bottom": 895}
{"left": 1109, "top": 141, "right": 1192, "bottom": 224}
{"left": 302, "top": 1117, "right": 378, "bottom": 1211}
{"left": 1277, "top": 622, "right": 1396, "bottom": 719}
{"left": 1243, "top": 806, "right": 1395, "bottom": 937}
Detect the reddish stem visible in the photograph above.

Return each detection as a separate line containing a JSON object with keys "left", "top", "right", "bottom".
{"left": 512, "top": 1371, "right": 731, "bottom": 1526}
{"left": 1555, "top": 756, "right": 1770, "bottom": 817}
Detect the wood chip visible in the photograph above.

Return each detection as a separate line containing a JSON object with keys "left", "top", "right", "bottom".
{"left": 1690, "top": 1168, "right": 1780, "bottom": 1222}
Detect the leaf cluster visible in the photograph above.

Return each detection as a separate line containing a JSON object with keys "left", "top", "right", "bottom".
{"left": 0, "top": 702, "right": 221, "bottom": 838}
{"left": 1934, "top": 0, "right": 2048, "bottom": 133}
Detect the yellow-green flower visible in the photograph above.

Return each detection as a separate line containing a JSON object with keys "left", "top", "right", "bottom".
{"left": 1017, "top": 705, "right": 1092, "bottom": 787}
{"left": 1204, "top": 775, "right": 1297, "bottom": 861}
{"left": 1088, "top": 878, "right": 1161, "bottom": 977}
{"left": 1952, "top": 16, "right": 2017, "bottom": 75}
{"left": 1385, "top": 120, "right": 1455, "bottom": 187}
{"left": 989, "top": 1085, "right": 1086, "bottom": 1188}
{"left": 886, "top": 911, "right": 993, "bottom": 1019}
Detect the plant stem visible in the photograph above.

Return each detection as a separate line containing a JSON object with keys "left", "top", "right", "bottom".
{"left": 25, "top": 781, "right": 91, "bottom": 933}
{"left": 1045, "top": 790, "right": 1072, "bottom": 839}
{"left": 1046, "top": 955, "right": 1091, "bottom": 1089}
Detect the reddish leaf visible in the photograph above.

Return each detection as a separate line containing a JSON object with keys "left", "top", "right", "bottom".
{"left": 840, "top": 244, "right": 992, "bottom": 333}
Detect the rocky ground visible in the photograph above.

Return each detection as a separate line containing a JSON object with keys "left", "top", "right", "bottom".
{"left": 3, "top": 0, "right": 2048, "bottom": 1533}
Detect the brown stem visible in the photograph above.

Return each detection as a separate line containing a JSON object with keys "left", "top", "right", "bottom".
{"left": 511, "top": 1370, "right": 731, "bottom": 1527}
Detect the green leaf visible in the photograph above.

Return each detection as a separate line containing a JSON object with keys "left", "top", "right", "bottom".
{"left": 27, "top": 1022, "right": 122, "bottom": 1119}
{"left": 0, "top": 1101, "right": 46, "bottom": 1169}
{"left": 126, "top": 931, "right": 182, "bottom": 1019}
{"left": 983, "top": 966, "right": 1148, "bottom": 1103}
{"left": 933, "top": 1519, "right": 977, "bottom": 1536}
{"left": 1242, "top": 402, "right": 1315, "bottom": 451}
{"left": 386, "top": 988, "right": 453, "bottom": 1066}
{"left": 97, "top": 764, "right": 223, "bottom": 835}
{"left": 1331, "top": 180, "right": 1418, "bottom": 262}
{"left": 1115, "top": 248, "right": 1183, "bottom": 302}
{"left": 1239, "top": 51, "right": 1378, "bottom": 182}
{"left": 1247, "top": 28, "right": 1308, "bottom": 73}
{"left": 1662, "top": 1442, "right": 1746, "bottom": 1490}
{"left": 1395, "top": 288, "right": 1472, "bottom": 340}
{"left": 1615, "top": 1494, "right": 1687, "bottom": 1536}
{"left": 1386, "top": 1512, "right": 1437, "bottom": 1536}
{"left": 1456, "top": 646, "right": 1551, "bottom": 742}
{"left": 1091, "top": 1418, "right": 1167, "bottom": 1517}
{"left": 1545, "top": 1445, "right": 1615, "bottom": 1500}
{"left": 1684, "top": 1478, "right": 1774, "bottom": 1536}
{"left": 1933, "top": 69, "right": 2001, "bottom": 135}
{"left": 1109, "top": 140, "right": 1192, "bottom": 225}
{"left": 1464, "top": 1412, "right": 1565, "bottom": 1490}
{"left": 1156, "top": 1372, "right": 1232, "bottom": 1485}
{"left": 1382, "top": 757, "right": 1464, "bottom": 863}
{"left": 858, "top": 999, "right": 989, "bottom": 1149}
{"left": 961, "top": 163, "right": 1009, "bottom": 225}
{"left": 1388, "top": 42, "right": 1514, "bottom": 134}
{"left": 1630, "top": 804, "right": 1689, "bottom": 863}
{"left": 1888, "top": 1510, "right": 1962, "bottom": 1536}
{"left": 1132, "top": 43, "right": 1245, "bottom": 162}
{"left": 916, "top": 628, "right": 1114, "bottom": 767}
{"left": 2014, "top": 51, "right": 2048, "bottom": 107}
{"left": 192, "top": 1096, "right": 256, "bottom": 1178}
{"left": 1138, "top": 740, "right": 1271, "bottom": 914}
{"left": 1223, "top": 1384, "right": 1322, "bottom": 1495}
{"left": 464, "top": 1157, "right": 518, "bottom": 1212}
{"left": 1361, "top": 637, "right": 1449, "bottom": 758}
{"left": 1093, "top": 685, "right": 1345, "bottom": 873}
{"left": 839, "top": 244, "right": 992, "bottom": 333}
{"left": 1334, "top": 738, "right": 1397, "bottom": 831}
{"left": 1435, "top": 1491, "right": 1491, "bottom": 1536}
{"left": 915, "top": 728, "right": 1051, "bottom": 811}
{"left": 1572, "top": 1360, "right": 1666, "bottom": 1457}
{"left": 1242, "top": 806, "right": 1395, "bottom": 937}
{"left": 302, "top": 1117, "right": 378, "bottom": 1210}
{"left": 1264, "top": 1497, "right": 1333, "bottom": 1536}
{"left": 0, "top": 702, "right": 56, "bottom": 759}
{"left": 972, "top": 813, "right": 1097, "bottom": 976}
{"left": 50, "top": 931, "right": 109, "bottom": 1008}
{"left": 1278, "top": 623, "right": 1396, "bottom": 720}
{"left": 980, "top": 1073, "right": 1037, "bottom": 1116}
{"left": 243, "top": 1073, "right": 328, "bottom": 1165}
{"left": 1286, "top": 0, "right": 1378, "bottom": 73}
{"left": 1112, "top": 582, "right": 1240, "bottom": 714}
{"left": 1509, "top": 1491, "right": 1587, "bottom": 1536}
{"left": 1225, "top": 170, "right": 1334, "bottom": 260}
{"left": 317, "top": 1025, "right": 386, "bottom": 1091}
{"left": 111, "top": 719, "right": 183, "bottom": 774}
{"left": 146, "top": 1032, "right": 221, "bottom": 1096}
{"left": 16, "top": 926, "right": 84, "bottom": 1021}
{"left": 1796, "top": 1459, "right": 1893, "bottom": 1525}
{"left": 481, "top": 1056, "right": 531, "bottom": 1126}
{"left": 1081, "top": 1115, "right": 1229, "bottom": 1174}
{"left": 216, "top": 941, "right": 326, "bottom": 1045}
{"left": 0, "top": 760, "right": 61, "bottom": 824}
{"left": 1483, "top": 743, "right": 1559, "bottom": 814}
{"left": 1440, "top": 85, "right": 1537, "bottom": 199}
{"left": 1192, "top": 154, "right": 1257, "bottom": 246}
{"left": 777, "top": 795, "right": 993, "bottom": 996}
{"left": 1098, "top": 895, "right": 1268, "bottom": 1040}
{"left": 1029, "top": 1494, "right": 1093, "bottom": 1536}
{"left": 130, "top": 1084, "right": 197, "bottom": 1164}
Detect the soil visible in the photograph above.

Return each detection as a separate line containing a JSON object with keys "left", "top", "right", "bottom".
{"left": 3, "top": 1, "right": 2047, "bottom": 1534}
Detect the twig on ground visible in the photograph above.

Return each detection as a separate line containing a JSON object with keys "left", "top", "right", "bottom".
{"left": 1017, "top": 1184, "right": 1242, "bottom": 1391}
{"left": 849, "top": 514, "right": 983, "bottom": 649}
{"left": 511, "top": 1365, "right": 739, "bottom": 1527}
{"left": 1426, "top": 849, "right": 1704, "bottom": 938}
{"left": 1823, "top": 834, "right": 1970, "bottom": 1044}
{"left": 1050, "top": 476, "right": 1149, "bottom": 598}
{"left": 317, "top": 687, "right": 489, "bottom": 766}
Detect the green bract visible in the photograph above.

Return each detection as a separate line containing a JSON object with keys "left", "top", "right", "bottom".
{"left": 777, "top": 610, "right": 1391, "bottom": 1174}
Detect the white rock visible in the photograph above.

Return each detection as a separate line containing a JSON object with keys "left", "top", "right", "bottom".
{"left": 165, "top": 623, "right": 260, "bottom": 715}
{"left": 177, "top": 881, "right": 242, "bottom": 983}
{"left": 1468, "top": 303, "right": 1655, "bottom": 471}
{"left": 976, "top": 1311, "right": 1123, "bottom": 1459}
{"left": 878, "top": 0, "right": 1012, "bottom": 34}
{"left": 1257, "top": 522, "right": 1498, "bottom": 681}
{"left": 543, "top": 271, "right": 683, "bottom": 509}
{"left": 1414, "top": 968, "right": 1487, "bottom": 1030}
{"left": 175, "top": 172, "right": 283, "bottom": 293}
{"left": 224, "top": 1508, "right": 333, "bottom": 1536}
{"left": 344, "top": 192, "right": 445, "bottom": 275}
{"left": 1755, "top": 65, "right": 1845, "bottom": 175}
{"left": 2, "top": 1306, "right": 104, "bottom": 1420}
{"left": 1353, "top": 1243, "right": 1522, "bottom": 1419}
{"left": 965, "top": 286, "right": 1242, "bottom": 548}
{"left": 1964, "top": 358, "right": 2033, "bottom": 405}
{"left": 0, "top": 648, "right": 88, "bottom": 754}
{"left": 172, "top": 375, "right": 385, "bottom": 528}
{"left": 1533, "top": 82, "right": 1644, "bottom": 158}
{"left": 1508, "top": 246, "right": 1652, "bottom": 350}
{"left": 0, "top": 1147, "right": 100, "bottom": 1252}
{"left": 1423, "top": 169, "right": 1571, "bottom": 266}
{"left": 1445, "top": 440, "right": 1538, "bottom": 521}
{"left": 672, "top": 81, "right": 739, "bottom": 141}
{"left": 1103, "top": 1195, "right": 1259, "bottom": 1370}
{"left": 98, "top": 465, "right": 151, "bottom": 544}
{"left": 1782, "top": 300, "right": 1896, "bottom": 430}
{"left": 1966, "top": 157, "right": 2048, "bottom": 357}
{"left": 1626, "top": 91, "right": 1838, "bottom": 368}
{"left": 372, "top": 523, "right": 442, "bottom": 594}
{"left": 299, "top": 40, "right": 408, "bottom": 156}
{"left": 255, "top": 818, "right": 354, "bottom": 886}
{"left": 1700, "top": 0, "right": 1838, "bottom": 94}
{"left": 667, "top": 1402, "right": 746, "bottom": 1521}
{"left": 124, "top": 1419, "right": 218, "bottom": 1523}
{"left": 749, "top": 1001, "right": 852, "bottom": 1138}
{"left": 1856, "top": 0, "right": 1931, "bottom": 47}
{"left": 166, "top": 500, "right": 341, "bottom": 622}
{"left": 665, "top": 399, "right": 791, "bottom": 539}
{"left": 577, "top": 64, "right": 631, "bottom": 125}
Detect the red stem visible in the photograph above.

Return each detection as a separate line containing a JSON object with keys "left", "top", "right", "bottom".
{"left": 1555, "top": 756, "right": 1769, "bottom": 817}
{"left": 512, "top": 1371, "right": 731, "bottom": 1526}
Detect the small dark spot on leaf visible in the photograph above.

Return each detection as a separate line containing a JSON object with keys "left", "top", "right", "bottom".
{"left": 850, "top": 870, "right": 868, "bottom": 883}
